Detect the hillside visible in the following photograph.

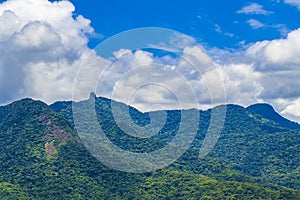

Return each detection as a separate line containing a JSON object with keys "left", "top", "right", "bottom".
{"left": 52, "top": 96, "right": 300, "bottom": 190}
{"left": 0, "top": 98, "right": 298, "bottom": 199}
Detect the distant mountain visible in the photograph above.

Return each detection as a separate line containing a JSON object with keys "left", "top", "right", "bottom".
{"left": 247, "top": 103, "right": 300, "bottom": 130}
{"left": 0, "top": 97, "right": 299, "bottom": 199}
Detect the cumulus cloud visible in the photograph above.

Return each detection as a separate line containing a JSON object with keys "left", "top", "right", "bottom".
{"left": 95, "top": 46, "right": 222, "bottom": 112}
{"left": 243, "top": 28, "right": 300, "bottom": 121}
{"left": 237, "top": 3, "right": 273, "bottom": 15}
{"left": 0, "top": 0, "right": 94, "bottom": 104}
{"left": 247, "top": 28, "right": 300, "bottom": 68}
{"left": 220, "top": 64, "right": 263, "bottom": 105}
{"left": 93, "top": 44, "right": 266, "bottom": 117}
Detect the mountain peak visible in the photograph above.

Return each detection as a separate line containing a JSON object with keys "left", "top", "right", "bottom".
{"left": 247, "top": 103, "right": 300, "bottom": 129}
{"left": 89, "top": 92, "right": 96, "bottom": 100}
{"left": 6, "top": 98, "right": 48, "bottom": 109}
{"left": 247, "top": 103, "right": 275, "bottom": 112}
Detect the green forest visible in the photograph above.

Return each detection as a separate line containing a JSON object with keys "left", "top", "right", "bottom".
{"left": 0, "top": 97, "right": 299, "bottom": 199}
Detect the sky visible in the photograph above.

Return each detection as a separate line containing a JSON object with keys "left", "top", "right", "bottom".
{"left": 0, "top": 0, "right": 300, "bottom": 123}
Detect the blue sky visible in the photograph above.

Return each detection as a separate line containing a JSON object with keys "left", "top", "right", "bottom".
{"left": 69, "top": 0, "right": 300, "bottom": 50}
{"left": 0, "top": 0, "right": 300, "bottom": 123}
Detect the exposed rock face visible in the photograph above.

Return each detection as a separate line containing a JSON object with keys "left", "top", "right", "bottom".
{"left": 44, "top": 140, "right": 57, "bottom": 159}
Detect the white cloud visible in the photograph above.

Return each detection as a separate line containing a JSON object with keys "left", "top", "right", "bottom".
{"left": 284, "top": 0, "right": 300, "bottom": 10}
{"left": 243, "top": 28, "right": 300, "bottom": 121}
{"left": 247, "top": 28, "right": 300, "bottom": 69}
{"left": 182, "top": 46, "right": 213, "bottom": 70}
{"left": 221, "top": 64, "right": 263, "bottom": 105}
{"left": 188, "top": 28, "right": 300, "bottom": 123}
{"left": 83, "top": 44, "right": 226, "bottom": 113}
{"left": 103, "top": 46, "right": 266, "bottom": 115}
{"left": 0, "top": 0, "right": 94, "bottom": 104}
{"left": 281, "top": 99, "right": 300, "bottom": 122}
{"left": 12, "top": 21, "right": 60, "bottom": 51}
{"left": 273, "top": 24, "right": 290, "bottom": 37}
{"left": 113, "top": 49, "right": 132, "bottom": 58}
{"left": 148, "top": 32, "right": 195, "bottom": 53}
{"left": 247, "top": 19, "right": 265, "bottom": 29}
{"left": 237, "top": 3, "right": 273, "bottom": 15}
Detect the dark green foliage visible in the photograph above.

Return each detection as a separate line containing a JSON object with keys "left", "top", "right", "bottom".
{"left": 204, "top": 105, "right": 300, "bottom": 190}
{"left": 0, "top": 97, "right": 299, "bottom": 199}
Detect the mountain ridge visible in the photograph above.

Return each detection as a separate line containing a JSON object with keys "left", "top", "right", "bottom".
{"left": 49, "top": 96, "right": 300, "bottom": 130}
{"left": 2, "top": 96, "right": 297, "bottom": 128}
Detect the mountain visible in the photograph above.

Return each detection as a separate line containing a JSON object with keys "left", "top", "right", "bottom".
{"left": 0, "top": 97, "right": 299, "bottom": 199}
{"left": 247, "top": 103, "right": 300, "bottom": 130}
{"left": 51, "top": 97, "right": 300, "bottom": 189}
{"left": 0, "top": 99, "right": 99, "bottom": 198}
{"left": 205, "top": 104, "right": 300, "bottom": 190}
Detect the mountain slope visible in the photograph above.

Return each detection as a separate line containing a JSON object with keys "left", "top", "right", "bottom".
{"left": 0, "top": 98, "right": 299, "bottom": 198}
{"left": 203, "top": 104, "right": 300, "bottom": 189}
{"left": 0, "top": 99, "right": 112, "bottom": 198}
{"left": 51, "top": 96, "right": 300, "bottom": 190}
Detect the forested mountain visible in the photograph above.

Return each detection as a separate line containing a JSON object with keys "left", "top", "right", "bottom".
{"left": 247, "top": 103, "right": 300, "bottom": 130}
{"left": 0, "top": 97, "right": 299, "bottom": 199}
